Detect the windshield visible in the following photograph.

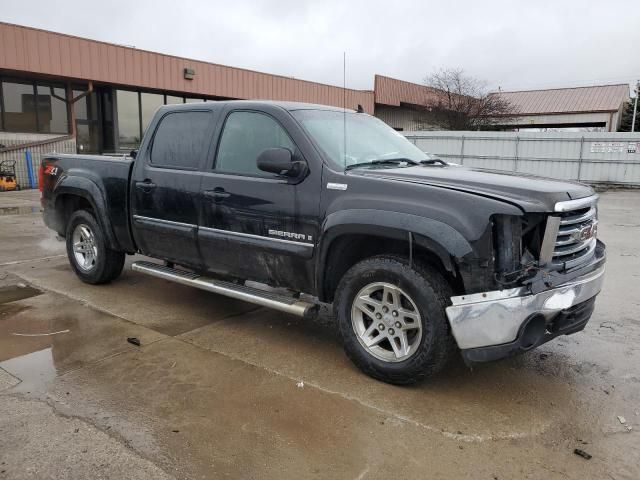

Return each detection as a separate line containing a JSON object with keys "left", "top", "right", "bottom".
{"left": 291, "top": 110, "right": 429, "bottom": 170}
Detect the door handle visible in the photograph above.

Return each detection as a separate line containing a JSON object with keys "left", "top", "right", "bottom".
{"left": 203, "top": 189, "right": 230, "bottom": 200}
{"left": 135, "top": 180, "right": 156, "bottom": 191}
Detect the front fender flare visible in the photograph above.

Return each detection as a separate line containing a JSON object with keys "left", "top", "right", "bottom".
{"left": 316, "top": 209, "right": 475, "bottom": 299}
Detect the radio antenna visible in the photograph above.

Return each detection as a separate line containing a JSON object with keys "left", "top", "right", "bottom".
{"left": 343, "top": 51, "right": 346, "bottom": 168}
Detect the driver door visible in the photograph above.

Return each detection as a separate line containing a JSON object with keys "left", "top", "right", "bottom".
{"left": 197, "top": 107, "right": 320, "bottom": 291}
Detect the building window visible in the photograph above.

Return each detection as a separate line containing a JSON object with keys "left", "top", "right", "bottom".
{"left": 1, "top": 79, "right": 70, "bottom": 134}
{"left": 73, "top": 88, "right": 102, "bottom": 153}
{"left": 36, "top": 84, "right": 68, "bottom": 133}
{"left": 165, "top": 95, "right": 184, "bottom": 105}
{"left": 141, "top": 92, "right": 164, "bottom": 134}
{"left": 101, "top": 89, "right": 116, "bottom": 152}
{"left": 112, "top": 90, "right": 209, "bottom": 151}
{"left": 116, "top": 90, "right": 141, "bottom": 150}
{"left": 2, "top": 81, "right": 37, "bottom": 132}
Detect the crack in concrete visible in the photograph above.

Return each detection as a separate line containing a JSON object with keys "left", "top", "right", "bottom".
{"left": 0, "top": 254, "right": 66, "bottom": 267}
{"left": 0, "top": 366, "right": 22, "bottom": 391}
{"left": 1, "top": 391, "right": 177, "bottom": 480}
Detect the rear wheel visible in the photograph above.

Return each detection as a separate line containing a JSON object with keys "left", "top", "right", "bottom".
{"left": 65, "top": 210, "right": 125, "bottom": 284}
{"left": 335, "top": 255, "right": 456, "bottom": 385}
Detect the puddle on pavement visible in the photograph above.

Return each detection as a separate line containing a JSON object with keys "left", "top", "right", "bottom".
{"left": 0, "top": 284, "right": 42, "bottom": 304}
{"left": 0, "top": 289, "right": 167, "bottom": 394}
{"left": 0, "top": 347, "right": 57, "bottom": 393}
{"left": 0, "top": 286, "right": 60, "bottom": 390}
{"left": 0, "top": 205, "right": 40, "bottom": 216}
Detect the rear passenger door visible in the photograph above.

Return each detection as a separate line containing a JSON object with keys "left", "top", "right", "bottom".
{"left": 197, "top": 106, "right": 321, "bottom": 291}
{"left": 130, "top": 108, "right": 215, "bottom": 268}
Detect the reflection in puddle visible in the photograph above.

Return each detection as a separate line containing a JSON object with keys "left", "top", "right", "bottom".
{"left": 0, "top": 347, "right": 57, "bottom": 393}
{"left": 0, "top": 206, "right": 40, "bottom": 216}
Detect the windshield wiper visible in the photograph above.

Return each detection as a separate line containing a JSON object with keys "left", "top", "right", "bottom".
{"left": 345, "top": 158, "right": 420, "bottom": 170}
{"left": 419, "top": 158, "right": 448, "bottom": 166}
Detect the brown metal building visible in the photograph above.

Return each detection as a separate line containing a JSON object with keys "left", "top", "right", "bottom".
{"left": 373, "top": 75, "right": 630, "bottom": 132}
{"left": 0, "top": 21, "right": 378, "bottom": 155}
{"left": 491, "top": 84, "right": 630, "bottom": 131}
{"left": 373, "top": 75, "right": 443, "bottom": 132}
{"left": 0, "top": 21, "right": 632, "bottom": 187}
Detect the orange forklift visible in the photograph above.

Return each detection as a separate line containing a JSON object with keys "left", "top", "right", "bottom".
{"left": 0, "top": 160, "right": 19, "bottom": 191}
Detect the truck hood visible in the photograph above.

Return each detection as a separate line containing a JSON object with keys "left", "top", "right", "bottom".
{"left": 348, "top": 164, "right": 594, "bottom": 212}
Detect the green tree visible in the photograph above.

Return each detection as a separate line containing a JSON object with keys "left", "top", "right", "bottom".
{"left": 618, "top": 97, "right": 639, "bottom": 132}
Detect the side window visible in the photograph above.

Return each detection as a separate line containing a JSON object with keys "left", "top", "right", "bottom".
{"left": 215, "top": 111, "right": 295, "bottom": 176}
{"left": 150, "top": 111, "right": 211, "bottom": 169}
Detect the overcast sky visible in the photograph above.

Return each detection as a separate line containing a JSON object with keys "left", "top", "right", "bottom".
{"left": 2, "top": 0, "right": 638, "bottom": 93}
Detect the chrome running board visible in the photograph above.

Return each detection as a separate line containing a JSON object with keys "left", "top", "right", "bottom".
{"left": 132, "top": 261, "right": 318, "bottom": 318}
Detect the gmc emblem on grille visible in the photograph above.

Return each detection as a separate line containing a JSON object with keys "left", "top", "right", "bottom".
{"left": 572, "top": 224, "right": 596, "bottom": 242}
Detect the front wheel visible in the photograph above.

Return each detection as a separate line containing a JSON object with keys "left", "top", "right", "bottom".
{"left": 65, "top": 210, "right": 125, "bottom": 284}
{"left": 335, "top": 255, "right": 456, "bottom": 385}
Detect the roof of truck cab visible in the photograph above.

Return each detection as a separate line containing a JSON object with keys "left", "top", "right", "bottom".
{"left": 160, "top": 100, "right": 356, "bottom": 113}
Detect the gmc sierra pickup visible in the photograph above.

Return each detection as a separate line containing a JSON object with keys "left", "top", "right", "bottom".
{"left": 40, "top": 101, "right": 606, "bottom": 384}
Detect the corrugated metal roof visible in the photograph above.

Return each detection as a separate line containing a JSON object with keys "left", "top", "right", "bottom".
{"left": 0, "top": 22, "right": 375, "bottom": 113}
{"left": 492, "top": 84, "right": 630, "bottom": 115}
{"left": 374, "top": 75, "right": 441, "bottom": 107}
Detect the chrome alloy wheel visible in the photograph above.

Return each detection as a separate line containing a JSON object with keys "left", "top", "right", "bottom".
{"left": 72, "top": 223, "right": 98, "bottom": 271}
{"left": 351, "top": 282, "right": 423, "bottom": 362}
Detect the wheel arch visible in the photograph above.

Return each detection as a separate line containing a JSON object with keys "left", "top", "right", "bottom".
{"left": 53, "top": 176, "right": 120, "bottom": 250}
{"left": 316, "top": 210, "right": 473, "bottom": 302}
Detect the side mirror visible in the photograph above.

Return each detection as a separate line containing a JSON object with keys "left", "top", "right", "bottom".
{"left": 257, "top": 147, "right": 299, "bottom": 176}
{"left": 130, "top": 149, "right": 138, "bottom": 159}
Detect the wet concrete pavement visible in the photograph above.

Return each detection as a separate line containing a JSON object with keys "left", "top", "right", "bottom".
{"left": 0, "top": 189, "right": 639, "bottom": 479}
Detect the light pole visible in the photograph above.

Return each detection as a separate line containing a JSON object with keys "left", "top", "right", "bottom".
{"left": 632, "top": 81, "right": 639, "bottom": 133}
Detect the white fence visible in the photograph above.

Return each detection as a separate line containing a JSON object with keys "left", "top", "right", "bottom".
{"left": 404, "top": 131, "right": 640, "bottom": 185}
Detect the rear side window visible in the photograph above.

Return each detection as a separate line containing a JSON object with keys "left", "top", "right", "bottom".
{"left": 150, "top": 111, "right": 211, "bottom": 169}
{"left": 215, "top": 111, "right": 294, "bottom": 176}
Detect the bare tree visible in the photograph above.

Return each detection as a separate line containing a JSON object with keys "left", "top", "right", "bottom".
{"left": 422, "top": 68, "right": 518, "bottom": 130}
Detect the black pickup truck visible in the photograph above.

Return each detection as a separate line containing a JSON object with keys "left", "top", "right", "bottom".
{"left": 40, "top": 101, "right": 606, "bottom": 384}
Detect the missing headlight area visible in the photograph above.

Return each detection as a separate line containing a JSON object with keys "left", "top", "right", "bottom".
{"left": 493, "top": 198, "right": 600, "bottom": 289}
{"left": 493, "top": 213, "right": 547, "bottom": 287}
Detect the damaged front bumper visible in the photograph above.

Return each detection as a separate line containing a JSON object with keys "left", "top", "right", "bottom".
{"left": 446, "top": 241, "right": 606, "bottom": 363}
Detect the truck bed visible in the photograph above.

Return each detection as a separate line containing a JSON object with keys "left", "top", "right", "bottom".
{"left": 40, "top": 153, "right": 136, "bottom": 252}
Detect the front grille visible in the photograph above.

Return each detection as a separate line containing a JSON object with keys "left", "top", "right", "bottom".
{"left": 551, "top": 206, "right": 597, "bottom": 269}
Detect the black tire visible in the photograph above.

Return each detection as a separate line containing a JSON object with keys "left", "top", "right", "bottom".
{"left": 334, "top": 255, "right": 457, "bottom": 385}
{"left": 65, "top": 210, "right": 125, "bottom": 284}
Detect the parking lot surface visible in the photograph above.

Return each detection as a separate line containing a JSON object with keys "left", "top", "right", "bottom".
{"left": 0, "top": 189, "right": 638, "bottom": 479}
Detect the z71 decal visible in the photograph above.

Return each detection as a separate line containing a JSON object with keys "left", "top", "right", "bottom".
{"left": 44, "top": 165, "right": 60, "bottom": 176}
